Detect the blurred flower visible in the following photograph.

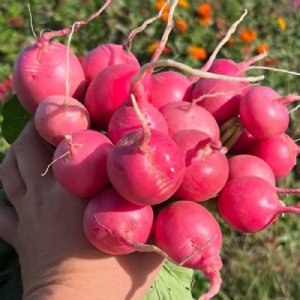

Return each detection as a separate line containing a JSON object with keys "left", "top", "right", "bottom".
{"left": 239, "top": 28, "right": 257, "bottom": 44}
{"left": 0, "top": 77, "right": 13, "bottom": 103}
{"left": 9, "top": 16, "right": 24, "bottom": 28}
{"left": 175, "top": 18, "right": 188, "bottom": 32}
{"left": 197, "top": 3, "right": 212, "bottom": 18}
{"left": 197, "top": 3, "right": 212, "bottom": 26}
{"left": 277, "top": 17, "right": 286, "bottom": 31}
{"left": 216, "top": 17, "right": 225, "bottom": 29}
{"left": 263, "top": 57, "right": 278, "bottom": 67}
{"left": 155, "top": 0, "right": 168, "bottom": 11}
{"left": 241, "top": 46, "right": 251, "bottom": 56}
{"left": 188, "top": 46, "right": 207, "bottom": 61}
{"left": 292, "top": 0, "right": 300, "bottom": 8}
{"left": 178, "top": 0, "right": 189, "bottom": 8}
{"left": 227, "top": 36, "right": 235, "bottom": 47}
{"left": 147, "top": 41, "right": 171, "bottom": 55}
{"left": 161, "top": 11, "right": 169, "bottom": 22}
{"left": 257, "top": 43, "right": 269, "bottom": 54}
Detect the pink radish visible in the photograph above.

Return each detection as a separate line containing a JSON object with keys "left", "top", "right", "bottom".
{"left": 83, "top": 188, "right": 153, "bottom": 255}
{"left": 13, "top": 42, "right": 85, "bottom": 113}
{"left": 250, "top": 133, "right": 300, "bottom": 178}
{"left": 228, "top": 154, "right": 276, "bottom": 185}
{"left": 107, "top": 93, "right": 184, "bottom": 206}
{"left": 12, "top": 3, "right": 111, "bottom": 113}
{"left": 107, "top": 99, "right": 169, "bottom": 144}
{"left": 239, "top": 86, "right": 299, "bottom": 139}
{"left": 217, "top": 176, "right": 300, "bottom": 233}
{"left": 82, "top": 44, "right": 140, "bottom": 85}
{"left": 107, "top": 128, "right": 185, "bottom": 206}
{"left": 173, "top": 130, "right": 229, "bottom": 202}
{"left": 159, "top": 101, "right": 220, "bottom": 140}
{"left": 52, "top": 129, "right": 113, "bottom": 198}
{"left": 34, "top": 95, "right": 90, "bottom": 146}
{"left": 84, "top": 63, "right": 139, "bottom": 130}
{"left": 154, "top": 200, "right": 223, "bottom": 300}
{"left": 150, "top": 71, "right": 192, "bottom": 109}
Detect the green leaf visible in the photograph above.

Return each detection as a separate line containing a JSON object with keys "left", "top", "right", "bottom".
{"left": 2, "top": 95, "right": 31, "bottom": 144}
{"left": 143, "top": 260, "right": 193, "bottom": 300}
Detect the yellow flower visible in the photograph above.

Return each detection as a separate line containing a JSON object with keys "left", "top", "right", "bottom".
{"left": 257, "top": 43, "right": 269, "bottom": 54}
{"left": 188, "top": 46, "right": 207, "bottom": 61}
{"left": 178, "top": 0, "right": 189, "bottom": 8}
{"left": 239, "top": 28, "right": 257, "bottom": 44}
{"left": 161, "top": 11, "right": 169, "bottom": 22}
{"left": 199, "top": 15, "right": 211, "bottom": 26}
{"left": 175, "top": 18, "right": 188, "bottom": 32}
{"left": 277, "top": 17, "right": 286, "bottom": 31}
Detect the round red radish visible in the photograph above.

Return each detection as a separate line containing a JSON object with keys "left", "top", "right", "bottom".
{"left": 84, "top": 63, "right": 139, "bottom": 130}
{"left": 108, "top": 100, "right": 169, "bottom": 144}
{"left": 13, "top": 41, "right": 86, "bottom": 113}
{"left": 82, "top": 43, "right": 140, "bottom": 85}
{"left": 250, "top": 133, "right": 299, "bottom": 178}
{"left": 160, "top": 101, "right": 220, "bottom": 140}
{"left": 193, "top": 59, "right": 249, "bottom": 125}
{"left": 239, "top": 86, "right": 291, "bottom": 139}
{"left": 217, "top": 176, "right": 300, "bottom": 233}
{"left": 35, "top": 95, "right": 90, "bottom": 146}
{"left": 228, "top": 154, "right": 276, "bottom": 185}
{"left": 150, "top": 71, "right": 192, "bottom": 109}
{"left": 52, "top": 129, "right": 113, "bottom": 198}
{"left": 173, "top": 130, "right": 229, "bottom": 202}
{"left": 107, "top": 129, "right": 185, "bottom": 206}
{"left": 154, "top": 200, "right": 223, "bottom": 300}
{"left": 83, "top": 188, "right": 153, "bottom": 255}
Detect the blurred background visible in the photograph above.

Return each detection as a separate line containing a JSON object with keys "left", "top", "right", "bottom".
{"left": 0, "top": 1, "right": 300, "bottom": 299}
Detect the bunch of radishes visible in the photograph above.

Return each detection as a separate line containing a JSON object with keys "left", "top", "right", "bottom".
{"left": 10, "top": 1, "right": 300, "bottom": 299}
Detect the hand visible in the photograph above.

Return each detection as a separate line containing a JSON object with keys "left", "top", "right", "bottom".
{"left": 0, "top": 120, "right": 163, "bottom": 300}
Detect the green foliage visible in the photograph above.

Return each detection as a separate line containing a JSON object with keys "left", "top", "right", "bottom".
{"left": 2, "top": 95, "right": 30, "bottom": 144}
{"left": 144, "top": 260, "right": 193, "bottom": 300}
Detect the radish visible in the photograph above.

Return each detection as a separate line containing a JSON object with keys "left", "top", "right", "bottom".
{"left": 82, "top": 44, "right": 140, "bottom": 85}
{"left": 217, "top": 176, "right": 300, "bottom": 233}
{"left": 228, "top": 154, "right": 276, "bottom": 186}
{"left": 52, "top": 129, "right": 113, "bottom": 198}
{"left": 192, "top": 58, "right": 249, "bottom": 125}
{"left": 150, "top": 71, "right": 192, "bottom": 109}
{"left": 173, "top": 130, "right": 229, "bottom": 202}
{"left": 84, "top": 63, "right": 139, "bottom": 130}
{"left": 250, "top": 133, "right": 300, "bottom": 178}
{"left": 34, "top": 95, "right": 90, "bottom": 146}
{"left": 154, "top": 200, "right": 223, "bottom": 300}
{"left": 107, "top": 99, "right": 169, "bottom": 144}
{"left": 106, "top": 94, "right": 185, "bottom": 206}
{"left": 160, "top": 101, "right": 220, "bottom": 140}
{"left": 83, "top": 188, "right": 153, "bottom": 255}
{"left": 239, "top": 86, "right": 299, "bottom": 139}
{"left": 12, "top": 3, "right": 111, "bottom": 113}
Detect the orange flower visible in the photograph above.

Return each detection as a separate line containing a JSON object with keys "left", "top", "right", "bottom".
{"left": 155, "top": 0, "right": 168, "bottom": 11}
{"left": 197, "top": 3, "right": 212, "bottom": 18}
{"left": 257, "top": 43, "right": 269, "bottom": 54}
{"left": 175, "top": 18, "right": 188, "bottom": 32}
{"left": 277, "top": 17, "right": 286, "bottom": 31}
{"left": 239, "top": 28, "right": 257, "bottom": 44}
{"left": 227, "top": 36, "right": 235, "bottom": 47}
{"left": 147, "top": 41, "right": 170, "bottom": 55}
{"left": 178, "top": 0, "right": 189, "bottom": 8}
{"left": 161, "top": 11, "right": 169, "bottom": 22}
{"left": 199, "top": 15, "right": 211, "bottom": 26}
{"left": 188, "top": 46, "right": 207, "bottom": 61}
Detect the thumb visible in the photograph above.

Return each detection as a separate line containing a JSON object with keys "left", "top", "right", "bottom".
{"left": 0, "top": 193, "right": 18, "bottom": 248}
